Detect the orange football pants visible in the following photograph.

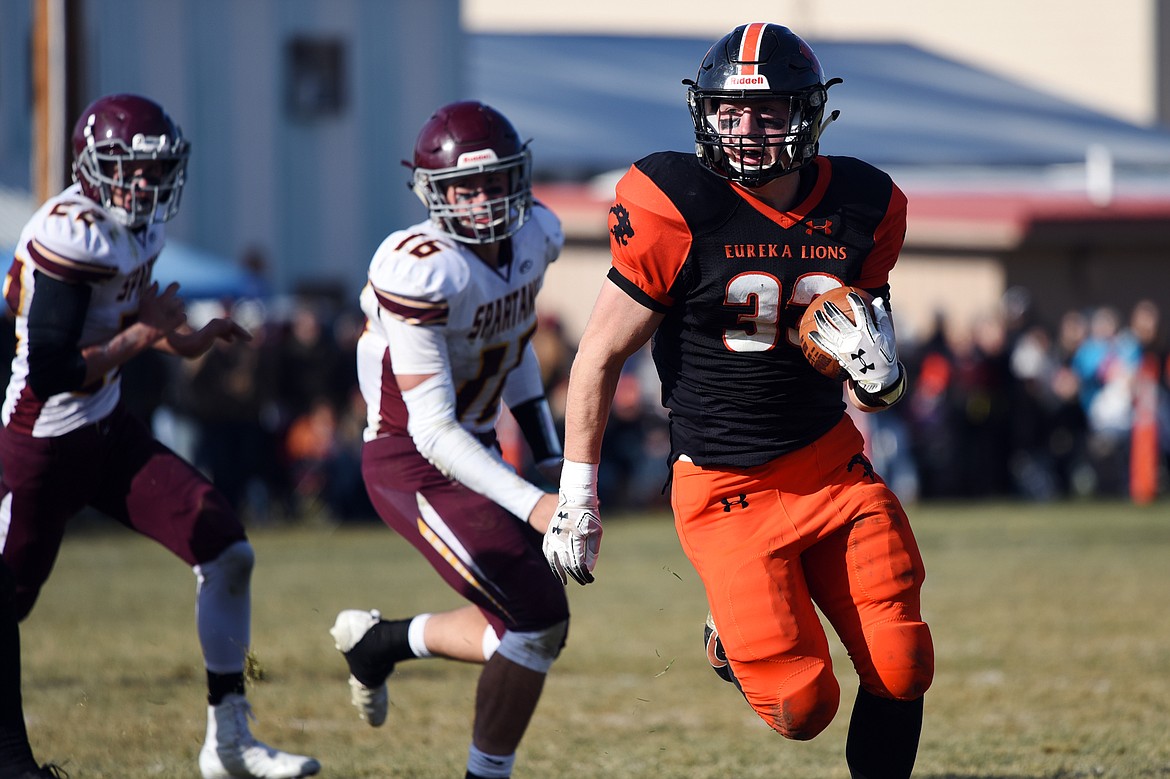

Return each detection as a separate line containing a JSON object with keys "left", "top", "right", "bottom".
{"left": 671, "top": 415, "right": 934, "bottom": 740}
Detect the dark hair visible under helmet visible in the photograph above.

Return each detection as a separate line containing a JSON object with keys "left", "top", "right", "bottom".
{"left": 684, "top": 22, "right": 841, "bottom": 186}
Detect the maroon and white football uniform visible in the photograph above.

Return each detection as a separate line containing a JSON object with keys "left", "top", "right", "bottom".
{"left": 4, "top": 92, "right": 320, "bottom": 779}
{"left": 357, "top": 204, "right": 568, "bottom": 633}
{"left": 3, "top": 185, "right": 162, "bottom": 435}
{"left": 0, "top": 184, "right": 244, "bottom": 617}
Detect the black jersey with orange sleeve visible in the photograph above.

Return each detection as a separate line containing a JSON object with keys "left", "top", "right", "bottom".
{"left": 606, "top": 151, "right": 907, "bottom": 467}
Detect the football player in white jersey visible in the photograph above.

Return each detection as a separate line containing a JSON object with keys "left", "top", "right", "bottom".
{"left": 329, "top": 101, "right": 567, "bottom": 779}
{"left": 0, "top": 94, "right": 320, "bottom": 779}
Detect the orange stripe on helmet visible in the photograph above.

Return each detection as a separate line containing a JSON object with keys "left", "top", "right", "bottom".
{"left": 738, "top": 22, "right": 768, "bottom": 75}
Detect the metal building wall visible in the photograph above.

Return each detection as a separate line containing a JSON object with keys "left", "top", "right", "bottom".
{"left": 5, "top": 0, "right": 462, "bottom": 298}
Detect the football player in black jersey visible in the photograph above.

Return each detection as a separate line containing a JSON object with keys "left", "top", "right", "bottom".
{"left": 543, "top": 23, "right": 933, "bottom": 778}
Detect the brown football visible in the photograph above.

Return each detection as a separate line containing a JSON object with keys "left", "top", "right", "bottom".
{"left": 798, "top": 286, "right": 875, "bottom": 380}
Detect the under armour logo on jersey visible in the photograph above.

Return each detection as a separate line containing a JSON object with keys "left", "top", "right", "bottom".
{"left": 850, "top": 348, "right": 876, "bottom": 373}
{"left": 804, "top": 218, "right": 833, "bottom": 235}
{"left": 847, "top": 454, "right": 876, "bottom": 481}
{"left": 610, "top": 204, "right": 635, "bottom": 246}
{"left": 720, "top": 494, "right": 749, "bottom": 512}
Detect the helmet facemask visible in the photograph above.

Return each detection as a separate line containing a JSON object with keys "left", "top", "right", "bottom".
{"left": 74, "top": 123, "right": 189, "bottom": 229}
{"left": 684, "top": 22, "right": 841, "bottom": 187}
{"left": 413, "top": 147, "right": 532, "bottom": 245}
{"left": 688, "top": 87, "right": 831, "bottom": 187}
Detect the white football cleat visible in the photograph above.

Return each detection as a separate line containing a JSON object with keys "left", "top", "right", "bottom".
{"left": 346, "top": 673, "right": 389, "bottom": 727}
{"left": 330, "top": 609, "right": 389, "bottom": 727}
{"left": 199, "top": 694, "right": 320, "bottom": 779}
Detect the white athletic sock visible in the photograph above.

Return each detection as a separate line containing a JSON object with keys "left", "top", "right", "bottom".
{"left": 482, "top": 625, "right": 500, "bottom": 660}
{"left": 467, "top": 744, "right": 514, "bottom": 778}
{"left": 193, "top": 541, "right": 254, "bottom": 673}
{"left": 407, "top": 613, "right": 433, "bottom": 658}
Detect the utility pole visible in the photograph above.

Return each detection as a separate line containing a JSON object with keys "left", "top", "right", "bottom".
{"left": 1157, "top": 0, "right": 1170, "bottom": 127}
{"left": 32, "top": 0, "right": 84, "bottom": 202}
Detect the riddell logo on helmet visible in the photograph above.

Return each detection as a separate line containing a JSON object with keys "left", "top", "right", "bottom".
{"left": 458, "top": 150, "right": 500, "bottom": 166}
{"left": 725, "top": 74, "right": 770, "bottom": 89}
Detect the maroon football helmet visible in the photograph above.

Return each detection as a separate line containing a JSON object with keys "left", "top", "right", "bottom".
{"left": 409, "top": 101, "right": 532, "bottom": 244}
{"left": 684, "top": 23, "right": 841, "bottom": 186}
{"left": 71, "top": 93, "right": 190, "bottom": 229}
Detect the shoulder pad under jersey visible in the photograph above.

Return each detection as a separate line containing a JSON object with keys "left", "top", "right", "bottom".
{"left": 367, "top": 222, "right": 471, "bottom": 305}
{"left": 25, "top": 191, "right": 121, "bottom": 283}
{"left": 528, "top": 203, "right": 565, "bottom": 262}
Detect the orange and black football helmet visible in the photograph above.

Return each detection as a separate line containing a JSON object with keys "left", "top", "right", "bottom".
{"left": 685, "top": 23, "right": 841, "bottom": 186}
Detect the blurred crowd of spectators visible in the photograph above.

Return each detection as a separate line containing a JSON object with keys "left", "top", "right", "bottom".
{"left": 867, "top": 291, "right": 1167, "bottom": 504}
{"left": 530, "top": 288, "right": 1170, "bottom": 511}
{"left": 1, "top": 286, "right": 1164, "bottom": 524}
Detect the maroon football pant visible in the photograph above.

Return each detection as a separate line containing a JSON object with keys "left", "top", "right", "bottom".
{"left": 0, "top": 403, "right": 246, "bottom": 620}
{"left": 361, "top": 435, "right": 568, "bottom": 635}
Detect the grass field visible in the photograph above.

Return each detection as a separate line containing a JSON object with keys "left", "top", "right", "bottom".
{"left": 18, "top": 500, "right": 1170, "bottom": 778}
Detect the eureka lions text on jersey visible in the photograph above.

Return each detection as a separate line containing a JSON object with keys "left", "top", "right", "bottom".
{"left": 606, "top": 153, "right": 906, "bottom": 468}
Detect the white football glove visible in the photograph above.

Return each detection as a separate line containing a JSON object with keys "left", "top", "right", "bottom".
{"left": 808, "top": 293, "right": 899, "bottom": 393}
{"left": 543, "top": 487, "right": 602, "bottom": 586}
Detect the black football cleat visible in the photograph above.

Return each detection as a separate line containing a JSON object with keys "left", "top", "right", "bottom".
{"left": 704, "top": 612, "right": 736, "bottom": 684}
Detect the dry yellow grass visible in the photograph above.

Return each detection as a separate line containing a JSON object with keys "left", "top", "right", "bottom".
{"left": 19, "top": 500, "right": 1170, "bottom": 778}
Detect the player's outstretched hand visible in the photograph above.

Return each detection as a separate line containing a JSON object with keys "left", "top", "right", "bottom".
{"left": 137, "top": 281, "right": 187, "bottom": 341}
{"left": 809, "top": 293, "right": 898, "bottom": 393}
{"left": 202, "top": 317, "right": 254, "bottom": 344}
{"left": 166, "top": 316, "right": 253, "bottom": 358}
{"left": 543, "top": 491, "right": 602, "bottom": 586}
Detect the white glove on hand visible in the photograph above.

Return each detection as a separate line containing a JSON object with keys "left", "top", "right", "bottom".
{"left": 809, "top": 293, "right": 899, "bottom": 393}
{"left": 543, "top": 493, "right": 602, "bottom": 585}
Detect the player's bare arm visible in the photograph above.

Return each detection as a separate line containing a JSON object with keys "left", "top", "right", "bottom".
{"left": 526, "top": 493, "right": 559, "bottom": 533}
{"left": 562, "top": 280, "right": 663, "bottom": 464}
{"left": 79, "top": 280, "right": 185, "bottom": 383}
{"left": 543, "top": 280, "right": 663, "bottom": 585}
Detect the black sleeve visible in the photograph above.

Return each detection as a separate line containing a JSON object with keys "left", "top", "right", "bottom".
{"left": 26, "top": 270, "right": 91, "bottom": 397}
{"left": 861, "top": 283, "right": 892, "bottom": 306}
{"left": 510, "top": 396, "right": 563, "bottom": 464}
